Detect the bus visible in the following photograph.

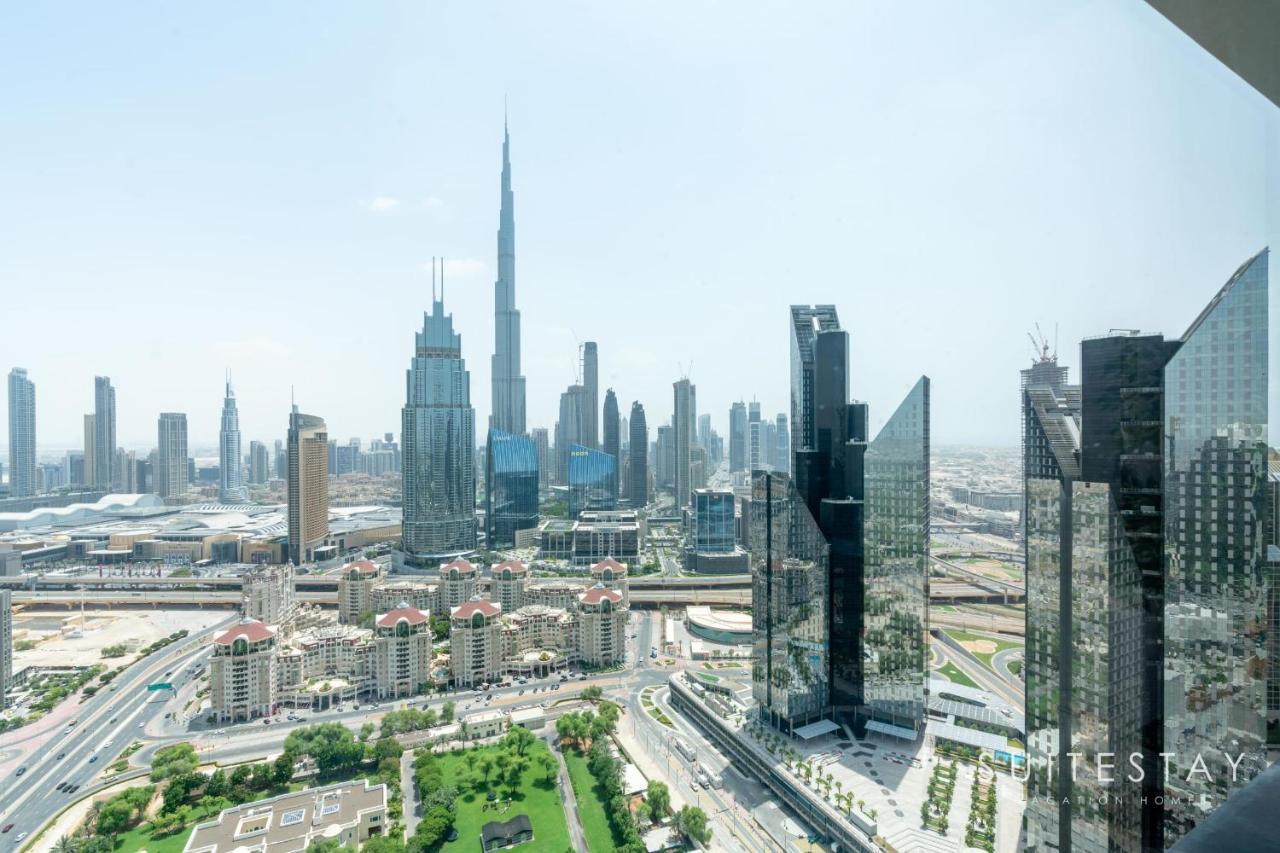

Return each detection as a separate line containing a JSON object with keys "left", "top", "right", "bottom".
{"left": 673, "top": 738, "right": 696, "bottom": 763}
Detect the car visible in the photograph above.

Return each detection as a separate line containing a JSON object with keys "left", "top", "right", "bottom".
{"left": 262, "top": 718, "right": 271, "bottom": 725}
{"left": 138, "top": 721, "right": 146, "bottom": 728}
{"left": 109, "top": 717, "right": 117, "bottom": 724}
{"left": 15, "top": 833, "right": 26, "bottom": 843}
{"left": 89, "top": 756, "right": 98, "bottom": 763}
{"left": 1, "top": 825, "right": 12, "bottom": 834}
{"left": 55, "top": 752, "right": 65, "bottom": 761}
{"left": 103, "top": 739, "right": 112, "bottom": 747}
{"left": 55, "top": 783, "right": 66, "bottom": 792}
{"left": 69, "top": 785, "right": 79, "bottom": 793}
{"left": 14, "top": 767, "right": 24, "bottom": 777}
{"left": 215, "top": 729, "right": 226, "bottom": 735}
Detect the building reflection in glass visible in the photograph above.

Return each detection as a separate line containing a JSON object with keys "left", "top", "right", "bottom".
{"left": 751, "top": 470, "right": 830, "bottom": 732}
{"left": 485, "top": 428, "right": 538, "bottom": 549}
{"left": 568, "top": 443, "right": 617, "bottom": 519}
{"left": 1162, "top": 248, "right": 1272, "bottom": 847}
{"left": 861, "top": 376, "right": 930, "bottom": 731}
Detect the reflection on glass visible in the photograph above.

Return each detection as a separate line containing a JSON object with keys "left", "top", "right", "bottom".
{"left": 862, "top": 376, "right": 930, "bottom": 731}
{"left": 751, "top": 470, "right": 830, "bottom": 731}
{"left": 568, "top": 443, "right": 617, "bottom": 519}
{"left": 1162, "top": 249, "right": 1271, "bottom": 846}
{"left": 485, "top": 428, "right": 538, "bottom": 549}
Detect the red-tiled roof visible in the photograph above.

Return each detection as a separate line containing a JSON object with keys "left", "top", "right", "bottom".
{"left": 451, "top": 598, "right": 502, "bottom": 620}
{"left": 215, "top": 620, "right": 275, "bottom": 645}
{"left": 579, "top": 586, "right": 623, "bottom": 606}
{"left": 494, "top": 560, "right": 527, "bottom": 575}
{"left": 376, "top": 606, "right": 429, "bottom": 628}
{"left": 343, "top": 559, "right": 379, "bottom": 575}
{"left": 442, "top": 558, "right": 476, "bottom": 574}
{"left": 591, "top": 557, "right": 627, "bottom": 574}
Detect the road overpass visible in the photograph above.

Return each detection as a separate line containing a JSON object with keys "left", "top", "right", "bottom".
{"left": 11, "top": 587, "right": 755, "bottom": 610}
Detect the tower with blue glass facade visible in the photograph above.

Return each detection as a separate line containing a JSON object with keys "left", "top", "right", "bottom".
{"left": 568, "top": 444, "right": 616, "bottom": 519}
{"left": 402, "top": 278, "right": 476, "bottom": 564}
{"left": 485, "top": 428, "right": 538, "bottom": 549}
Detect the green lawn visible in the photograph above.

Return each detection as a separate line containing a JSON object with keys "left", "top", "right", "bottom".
{"left": 563, "top": 748, "right": 623, "bottom": 852}
{"left": 437, "top": 740, "right": 571, "bottom": 853}
{"left": 936, "top": 661, "right": 979, "bottom": 689}
{"left": 114, "top": 800, "right": 227, "bottom": 853}
{"left": 943, "top": 629, "right": 1023, "bottom": 669}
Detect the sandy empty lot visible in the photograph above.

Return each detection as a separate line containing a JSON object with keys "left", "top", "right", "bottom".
{"left": 12, "top": 608, "right": 232, "bottom": 669}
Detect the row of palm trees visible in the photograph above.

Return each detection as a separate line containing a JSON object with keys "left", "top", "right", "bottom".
{"left": 742, "top": 720, "right": 877, "bottom": 822}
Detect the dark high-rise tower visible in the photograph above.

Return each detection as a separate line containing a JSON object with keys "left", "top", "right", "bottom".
{"left": 754, "top": 306, "right": 929, "bottom": 737}
{"left": 490, "top": 120, "right": 526, "bottom": 436}
{"left": 1023, "top": 248, "right": 1275, "bottom": 853}
{"left": 581, "top": 342, "right": 599, "bottom": 447}
{"left": 627, "top": 402, "right": 648, "bottom": 506}
{"left": 602, "top": 389, "right": 620, "bottom": 499}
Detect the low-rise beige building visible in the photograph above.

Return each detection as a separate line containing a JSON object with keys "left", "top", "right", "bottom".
{"left": 370, "top": 580, "right": 440, "bottom": 618}
{"left": 183, "top": 779, "right": 387, "bottom": 853}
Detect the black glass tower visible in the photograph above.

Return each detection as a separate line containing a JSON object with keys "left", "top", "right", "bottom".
{"left": 753, "top": 306, "right": 930, "bottom": 737}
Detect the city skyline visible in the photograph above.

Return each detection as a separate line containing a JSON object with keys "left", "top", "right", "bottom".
{"left": 2, "top": 3, "right": 1275, "bottom": 455}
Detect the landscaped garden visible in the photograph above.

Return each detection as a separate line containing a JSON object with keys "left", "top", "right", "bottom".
{"left": 964, "top": 768, "right": 998, "bottom": 851}
{"left": 942, "top": 629, "right": 1022, "bottom": 670}
{"left": 936, "top": 661, "right": 979, "bottom": 688}
{"left": 433, "top": 734, "right": 569, "bottom": 853}
{"left": 921, "top": 760, "right": 958, "bottom": 835}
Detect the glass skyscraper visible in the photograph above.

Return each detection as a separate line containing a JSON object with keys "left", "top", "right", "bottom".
{"left": 751, "top": 470, "right": 830, "bottom": 731}
{"left": 485, "top": 427, "right": 538, "bottom": 549}
{"left": 692, "top": 489, "right": 735, "bottom": 552}
{"left": 568, "top": 444, "right": 616, "bottom": 519}
{"left": 626, "top": 402, "right": 648, "bottom": 506}
{"left": 753, "top": 306, "right": 930, "bottom": 737}
{"left": 401, "top": 286, "right": 477, "bottom": 564}
{"left": 1162, "top": 249, "right": 1272, "bottom": 846}
{"left": 7, "top": 368, "right": 35, "bottom": 498}
{"left": 1023, "top": 249, "right": 1275, "bottom": 852}
{"left": 219, "top": 376, "right": 246, "bottom": 503}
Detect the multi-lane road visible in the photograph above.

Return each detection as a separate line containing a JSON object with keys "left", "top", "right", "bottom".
{"left": 0, "top": 616, "right": 236, "bottom": 848}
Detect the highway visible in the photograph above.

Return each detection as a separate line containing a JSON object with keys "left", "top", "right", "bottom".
{"left": 11, "top": 588, "right": 756, "bottom": 608}
{"left": 0, "top": 615, "right": 237, "bottom": 849}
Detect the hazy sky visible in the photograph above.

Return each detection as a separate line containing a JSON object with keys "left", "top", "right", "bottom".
{"left": 2, "top": 1, "right": 1276, "bottom": 455}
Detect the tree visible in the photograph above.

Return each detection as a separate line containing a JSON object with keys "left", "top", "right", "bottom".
{"left": 305, "top": 838, "right": 354, "bottom": 853}
{"left": 674, "top": 805, "right": 711, "bottom": 844}
{"left": 441, "top": 701, "right": 456, "bottom": 723}
{"left": 581, "top": 685, "right": 603, "bottom": 701}
{"left": 206, "top": 768, "right": 228, "bottom": 798}
{"left": 361, "top": 836, "right": 405, "bottom": 853}
{"left": 504, "top": 725, "right": 536, "bottom": 756}
{"left": 478, "top": 754, "right": 494, "bottom": 784}
{"left": 274, "top": 753, "right": 296, "bottom": 785}
{"left": 150, "top": 742, "right": 198, "bottom": 781}
{"left": 540, "top": 754, "right": 557, "bottom": 784}
{"left": 373, "top": 737, "right": 404, "bottom": 763}
{"left": 646, "top": 780, "right": 671, "bottom": 818}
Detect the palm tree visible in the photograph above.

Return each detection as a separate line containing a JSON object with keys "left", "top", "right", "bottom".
{"left": 54, "top": 837, "right": 76, "bottom": 853}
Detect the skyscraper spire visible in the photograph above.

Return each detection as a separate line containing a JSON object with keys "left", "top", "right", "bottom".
{"left": 490, "top": 115, "right": 526, "bottom": 435}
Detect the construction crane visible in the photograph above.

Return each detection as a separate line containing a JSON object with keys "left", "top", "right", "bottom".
{"left": 1027, "top": 324, "right": 1054, "bottom": 363}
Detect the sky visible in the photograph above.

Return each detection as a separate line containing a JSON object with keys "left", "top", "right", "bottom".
{"left": 1, "top": 1, "right": 1276, "bottom": 456}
